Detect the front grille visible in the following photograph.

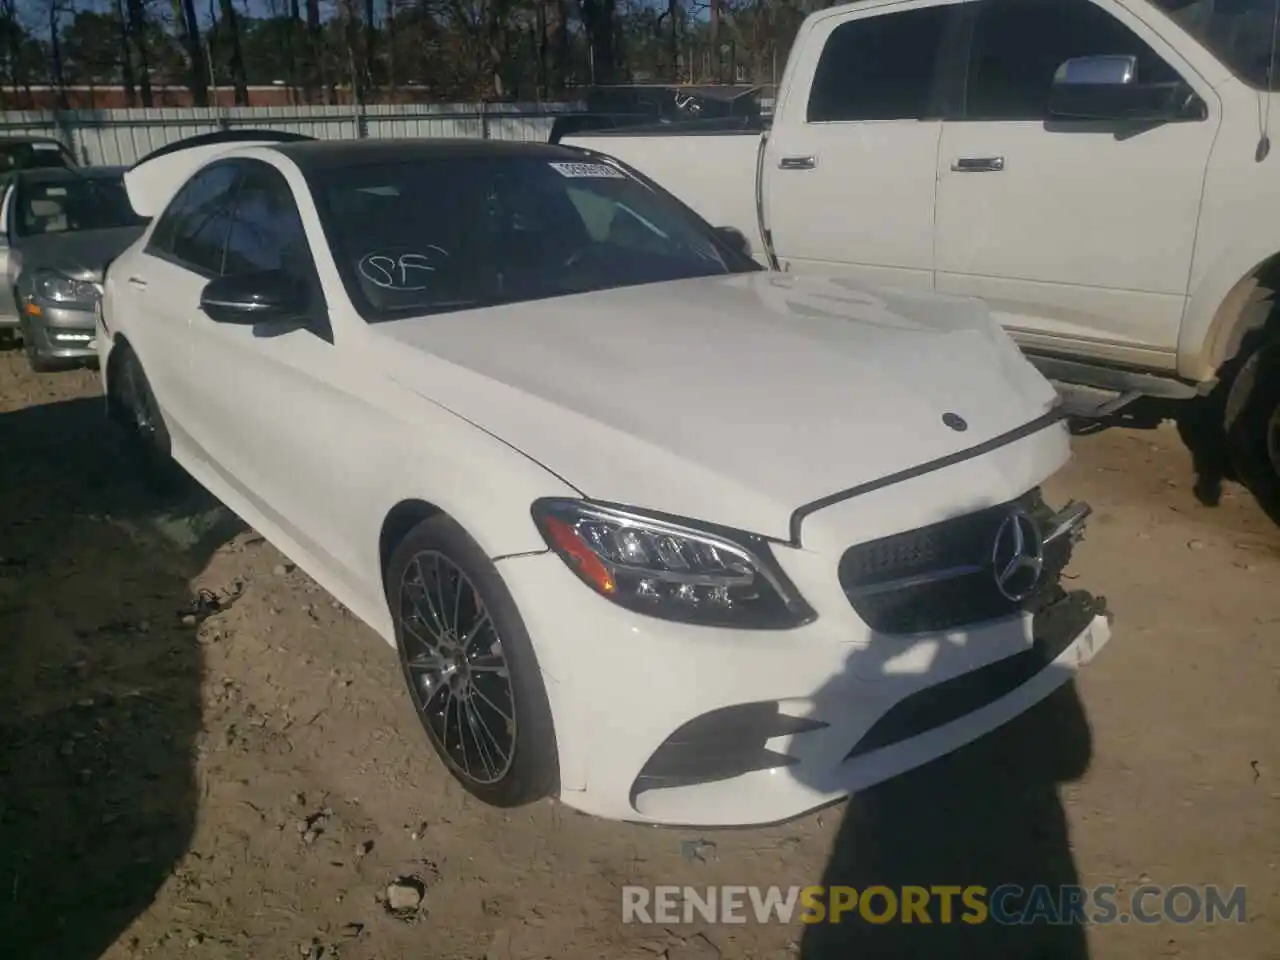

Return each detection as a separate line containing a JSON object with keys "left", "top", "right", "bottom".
{"left": 838, "top": 489, "right": 1073, "bottom": 635}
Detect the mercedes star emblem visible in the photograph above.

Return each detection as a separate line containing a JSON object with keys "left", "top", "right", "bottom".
{"left": 992, "top": 508, "right": 1045, "bottom": 602}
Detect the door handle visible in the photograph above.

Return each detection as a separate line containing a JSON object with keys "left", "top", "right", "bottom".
{"left": 127, "top": 276, "right": 148, "bottom": 289}
{"left": 951, "top": 156, "right": 1005, "bottom": 173}
{"left": 778, "top": 155, "right": 816, "bottom": 171}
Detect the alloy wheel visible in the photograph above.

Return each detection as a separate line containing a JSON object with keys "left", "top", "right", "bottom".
{"left": 398, "top": 550, "right": 516, "bottom": 785}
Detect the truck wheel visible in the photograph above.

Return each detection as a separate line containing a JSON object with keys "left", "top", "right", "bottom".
{"left": 1224, "top": 339, "right": 1280, "bottom": 522}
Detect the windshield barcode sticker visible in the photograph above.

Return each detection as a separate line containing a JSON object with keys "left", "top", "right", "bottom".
{"left": 549, "top": 161, "right": 625, "bottom": 179}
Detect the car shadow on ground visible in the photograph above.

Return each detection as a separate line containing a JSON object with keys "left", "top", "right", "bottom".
{"left": 795, "top": 579, "right": 1098, "bottom": 959}
{"left": 0, "top": 395, "right": 241, "bottom": 958}
{"left": 799, "top": 684, "right": 1093, "bottom": 959}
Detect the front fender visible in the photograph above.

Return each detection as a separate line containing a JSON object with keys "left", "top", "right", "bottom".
{"left": 376, "top": 432, "right": 581, "bottom": 563}
{"left": 350, "top": 421, "right": 579, "bottom": 645}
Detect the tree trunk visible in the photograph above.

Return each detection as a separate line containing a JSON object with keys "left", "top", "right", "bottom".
{"left": 125, "top": 0, "right": 153, "bottom": 105}
{"left": 708, "top": 0, "right": 719, "bottom": 83}
{"left": 484, "top": 0, "right": 509, "bottom": 99}
{"left": 305, "top": 0, "right": 329, "bottom": 104}
{"left": 114, "top": 0, "right": 136, "bottom": 105}
{"left": 666, "top": 0, "right": 679, "bottom": 82}
{"left": 218, "top": 0, "right": 249, "bottom": 104}
{"left": 339, "top": 0, "right": 361, "bottom": 102}
{"left": 286, "top": 0, "right": 301, "bottom": 102}
{"left": 363, "top": 0, "right": 376, "bottom": 94}
{"left": 48, "top": 1, "right": 68, "bottom": 110}
{"left": 579, "top": 0, "right": 615, "bottom": 85}
{"left": 535, "top": 0, "right": 547, "bottom": 98}
{"left": 382, "top": 0, "right": 394, "bottom": 95}
{"left": 549, "top": 0, "right": 568, "bottom": 93}
{"left": 173, "top": 0, "right": 209, "bottom": 106}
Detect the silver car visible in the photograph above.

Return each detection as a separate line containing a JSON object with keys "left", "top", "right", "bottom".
{"left": 0, "top": 166, "right": 149, "bottom": 371}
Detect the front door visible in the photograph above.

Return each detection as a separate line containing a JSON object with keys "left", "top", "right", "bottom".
{"left": 932, "top": 0, "right": 1218, "bottom": 369}
{"left": 762, "top": 1, "right": 954, "bottom": 291}
{"left": 179, "top": 159, "right": 389, "bottom": 604}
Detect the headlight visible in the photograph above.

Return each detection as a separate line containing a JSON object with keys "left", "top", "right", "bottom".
{"left": 32, "top": 269, "right": 101, "bottom": 310}
{"left": 531, "top": 498, "right": 814, "bottom": 629}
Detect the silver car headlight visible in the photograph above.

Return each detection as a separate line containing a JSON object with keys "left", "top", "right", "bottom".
{"left": 32, "top": 269, "right": 101, "bottom": 311}
{"left": 531, "top": 498, "right": 815, "bottom": 629}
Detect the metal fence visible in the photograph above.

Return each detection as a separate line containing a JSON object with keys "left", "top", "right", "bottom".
{"left": 0, "top": 101, "right": 583, "bottom": 167}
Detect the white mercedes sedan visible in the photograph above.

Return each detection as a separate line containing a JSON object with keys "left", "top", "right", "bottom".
{"left": 97, "top": 133, "right": 1113, "bottom": 826}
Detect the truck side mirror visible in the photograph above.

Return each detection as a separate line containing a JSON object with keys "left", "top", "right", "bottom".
{"left": 1048, "top": 55, "right": 1206, "bottom": 124}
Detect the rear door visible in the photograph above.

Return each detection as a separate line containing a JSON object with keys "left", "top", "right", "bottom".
{"left": 762, "top": 0, "right": 957, "bottom": 290}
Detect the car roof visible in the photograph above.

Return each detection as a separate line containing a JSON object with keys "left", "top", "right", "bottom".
{"left": 270, "top": 137, "right": 589, "bottom": 174}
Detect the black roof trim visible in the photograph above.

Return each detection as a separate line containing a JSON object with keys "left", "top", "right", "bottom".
{"left": 272, "top": 137, "right": 583, "bottom": 172}
{"left": 129, "top": 129, "right": 315, "bottom": 170}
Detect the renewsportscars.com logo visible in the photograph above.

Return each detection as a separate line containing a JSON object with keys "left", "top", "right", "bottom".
{"left": 622, "top": 884, "right": 1248, "bottom": 926}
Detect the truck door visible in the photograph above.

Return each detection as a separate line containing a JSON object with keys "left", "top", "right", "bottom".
{"left": 932, "top": 0, "right": 1218, "bottom": 369}
{"left": 762, "top": 1, "right": 954, "bottom": 291}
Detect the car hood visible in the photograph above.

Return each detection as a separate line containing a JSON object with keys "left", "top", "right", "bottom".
{"left": 371, "top": 272, "right": 1060, "bottom": 541}
{"left": 15, "top": 225, "right": 146, "bottom": 281}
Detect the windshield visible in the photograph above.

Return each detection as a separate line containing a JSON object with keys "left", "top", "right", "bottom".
{"left": 310, "top": 154, "right": 753, "bottom": 322}
{"left": 14, "top": 174, "right": 148, "bottom": 237}
{"left": 1152, "top": 0, "right": 1278, "bottom": 89}
{"left": 0, "top": 141, "right": 72, "bottom": 172}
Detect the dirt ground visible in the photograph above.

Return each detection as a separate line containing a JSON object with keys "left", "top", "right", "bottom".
{"left": 0, "top": 351, "right": 1276, "bottom": 960}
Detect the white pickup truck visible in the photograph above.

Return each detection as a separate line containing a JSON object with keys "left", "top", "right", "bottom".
{"left": 561, "top": 0, "right": 1280, "bottom": 520}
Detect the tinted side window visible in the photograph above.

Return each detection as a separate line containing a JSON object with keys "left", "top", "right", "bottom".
{"left": 966, "top": 0, "right": 1182, "bottom": 120}
{"left": 149, "top": 164, "right": 240, "bottom": 274}
{"left": 223, "top": 164, "right": 313, "bottom": 281}
{"left": 807, "top": 8, "right": 950, "bottom": 122}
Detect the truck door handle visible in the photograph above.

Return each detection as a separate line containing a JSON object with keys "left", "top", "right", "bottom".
{"left": 778, "top": 156, "right": 816, "bottom": 170}
{"left": 951, "top": 156, "right": 1005, "bottom": 173}
{"left": 128, "top": 276, "right": 148, "bottom": 289}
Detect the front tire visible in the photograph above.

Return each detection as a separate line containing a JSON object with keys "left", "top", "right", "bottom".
{"left": 1225, "top": 338, "right": 1280, "bottom": 523}
{"left": 386, "top": 515, "right": 559, "bottom": 807}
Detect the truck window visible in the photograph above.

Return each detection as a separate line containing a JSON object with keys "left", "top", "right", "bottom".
{"left": 806, "top": 8, "right": 949, "bottom": 122}
{"left": 965, "top": 0, "right": 1183, "bottom": 120}
{"left": 1152, "top": 0, "right": 1277, "bottom": 90}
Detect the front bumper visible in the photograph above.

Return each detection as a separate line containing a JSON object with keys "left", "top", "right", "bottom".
{"left": 497, "top": 500, "right": 1111, "bottom": 827}
{"left": 24, "top": 303, "right": 98, "bottom": 360}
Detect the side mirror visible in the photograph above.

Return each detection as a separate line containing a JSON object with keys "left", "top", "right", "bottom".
{"left": 199, "top": 270, "right": 308, "bottom": 326}
{"left": 713, "top": 225, "right": 752, "bottom": 260}
{"left": 1048, "top": 55, "right": 1206, "bottom": 124}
